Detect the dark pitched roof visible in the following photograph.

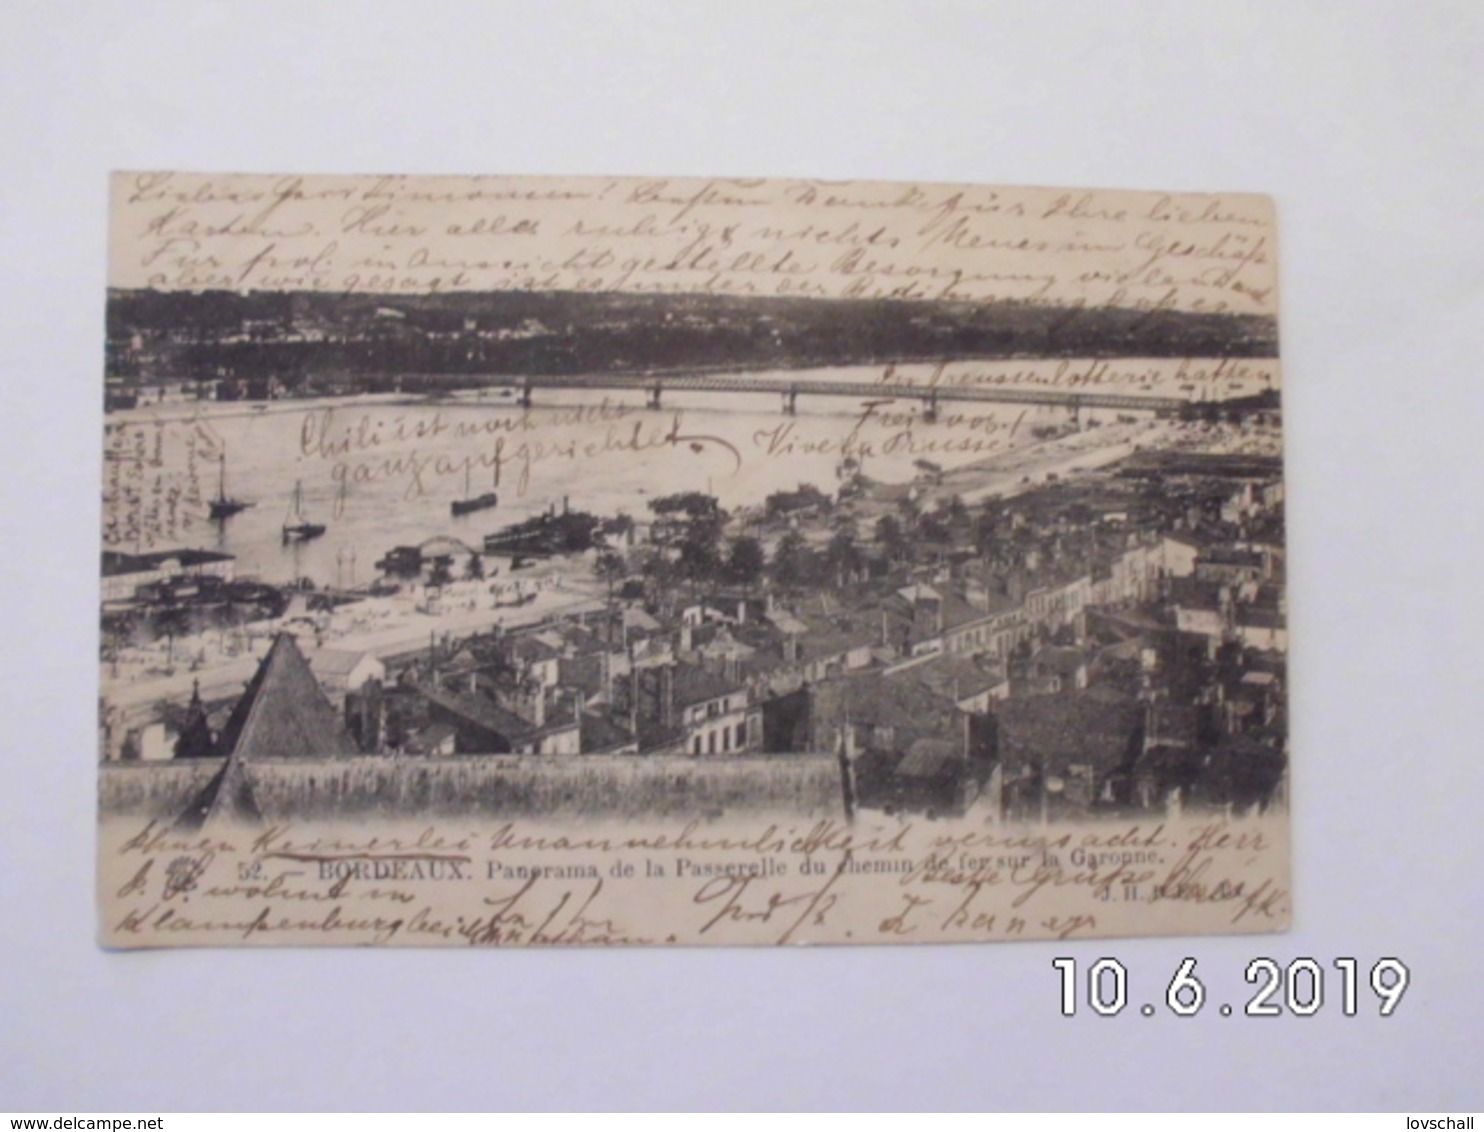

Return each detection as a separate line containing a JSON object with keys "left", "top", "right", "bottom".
{"left": 1033, "top": 645, "right": 1089, "bottom": 677}
{"left": 939, "top": 593, "right": 994, "bottom": 631}
{"left": 1028, "top": 561, "right": 1094, "bottom": 593}
{"left": 896, "top": 739, "right": 963, "bottom": 779}
{"left": 215, "top": 634, "right": 361, "bottom": 760}
{"left": 404, "top": 721, "right": 458, "bottom": 754}
{"left": 896, "top": 656, "right": 1004, "bottom": 701}
{"left": 1202, "top": 546, "right": 1265, "bottom": 567}
{"left": 580, "top": 710, "right": 636, "bottom": 754}
{"left": 1170, "top": 577, "right": 1227, "bottom": 610}
{"left": 421, "top": 685, "right": 543, "bottom": 742}
{"left": 1238, "top": 607, "right": 1286, "bottom": 629}
{"left": 1147, "top": 702, "right": 1199, "bottom": 747}
{"left": 795, "top": 615, "right": 878, "bottom": 662}
{"left": 672, "top": 663, "right": 742, "bottom": 709}
{"left": 739, "top": 647, "right": 790, "bottom": 678}
{"left": 813, "top": 673, "right": 959, "bottom": 751}
{"left": 559, "top": 654, "right": 605, "bottom": 699}
{"left": 539, "top": 620, "right": 611, "bottom": 656}
{"left": 997, "top": 688, "right": 1143, "bottom": 773}
{"left": 509, "top": 634, "right": 562, "bottom": 663}
{"left": 971, "top": 589, "right": 1022, "bottom": 617}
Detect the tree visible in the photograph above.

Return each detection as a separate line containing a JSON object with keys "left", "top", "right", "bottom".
{"left": 648, "top": 492, "right": 723, "bottom": 520}
{"left": 919, "top": 512, "right": 949, "bottom": 545}
{"left": 594, "top": 550, "right": 626, "bottom": 603}
{"left": 765, "top": 483, "right": 830, "bottom": 520}
{"left": 771, "top": 530, "right": 817, "bottom": 589}
{"left": 875, "top": 514, "right": 909, "bottom": 564}
{"left": 825, "top": 528, "right": 863, "bottom": 587}
{"left": 896, "top": 492, "right": 922, "bottom": 528}
{"left": 677, "top": 523, "right": 723, "bottom": 589}
{"left": 972, "top": 507, "right": 1000, "bottom": 556}
{"left": 727, "top": 536, "right": 766, "bottom": 590}
{"left": 630, "top": 546, "right": 678, "bottom": 607}
{"left": 647, "top": 492, "right": 726, "bottom": 593}
{"left": 602, "top": 512, "right": 636, "bottom": 541}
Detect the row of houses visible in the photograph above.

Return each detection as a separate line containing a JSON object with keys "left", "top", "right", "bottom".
{"left": 116, "top": 460, "right": 1290, "bottom": 824}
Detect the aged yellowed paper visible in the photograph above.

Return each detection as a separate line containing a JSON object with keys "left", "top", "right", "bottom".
{"left": 99, "top": 172, "right": 1288, "bottom": 947}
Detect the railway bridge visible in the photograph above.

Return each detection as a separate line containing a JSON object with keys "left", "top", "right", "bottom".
{"left": 467, "top": 372, "right": 1193, "bottom": 424}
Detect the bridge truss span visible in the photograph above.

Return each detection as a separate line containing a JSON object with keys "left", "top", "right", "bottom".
{"left": 459, "top": 372, "right": 1193, "bottom": 416}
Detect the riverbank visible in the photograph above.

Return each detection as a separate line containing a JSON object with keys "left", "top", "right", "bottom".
{"left": 102, "top": 568, "right": 605, "bottom": 723}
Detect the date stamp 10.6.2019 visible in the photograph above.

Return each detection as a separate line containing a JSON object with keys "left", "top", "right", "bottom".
{"left": 1052, "top": 956, "right": 1410, "bottom": 1019}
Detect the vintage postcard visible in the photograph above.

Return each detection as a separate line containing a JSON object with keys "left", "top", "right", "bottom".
{"left": 99, "top": 172, "right": 1288, "bottom": 947}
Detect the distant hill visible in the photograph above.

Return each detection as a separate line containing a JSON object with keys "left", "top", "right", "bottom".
{"left": 106, "top": 289, "right": 1278, "bottom": 387}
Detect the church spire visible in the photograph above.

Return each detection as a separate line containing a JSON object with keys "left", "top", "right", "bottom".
{"left": 172, "top": 679, "right": 217, "bottom": 760}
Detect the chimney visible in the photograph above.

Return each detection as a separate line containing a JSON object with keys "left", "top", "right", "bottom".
{"left": 531, "top": 681, "right": 546, "bottom": 728}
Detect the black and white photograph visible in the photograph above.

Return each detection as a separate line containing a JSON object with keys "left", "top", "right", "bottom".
{"left": 97, "top": 172, "right": 1289, "bottom": 947}
{"left": 4, "top": 2, "right": 1479, "bottom": 1111}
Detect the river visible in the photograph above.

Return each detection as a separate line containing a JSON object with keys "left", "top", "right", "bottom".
{"left": 101, "top": 359, "right": 1240, "bottom": 586}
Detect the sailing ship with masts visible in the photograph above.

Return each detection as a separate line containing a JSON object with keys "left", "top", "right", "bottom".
{"left": 208, "top": 449, "right": 253, "bottom": 520}
{"left": 282, "top": 480, "right": 326, "bottom": 542}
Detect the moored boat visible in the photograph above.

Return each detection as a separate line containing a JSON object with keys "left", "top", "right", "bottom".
{"left": 208, "top": 451, "right": 253, "bottom": 520}
{"left": 282, "top": 480, "right": 326, "bottom": 542}
{"left": 451, "top": 491, "right": 499, "bottom": 516}
{"left": 450, "top": 465, "right": 499, "bottom": 516}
